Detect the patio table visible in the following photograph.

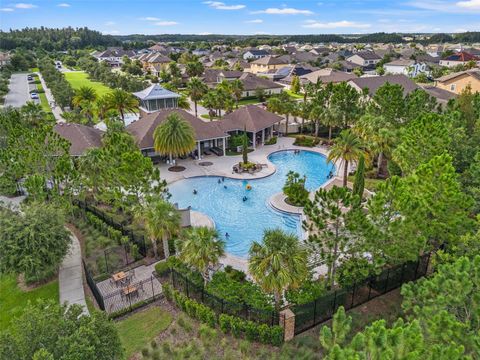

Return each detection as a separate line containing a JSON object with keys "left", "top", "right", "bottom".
{"left": 112, "top": 271, "right": 126, "bottom": 285}
{"left": 122, "top": 285, "right": 138, "bottom": 298}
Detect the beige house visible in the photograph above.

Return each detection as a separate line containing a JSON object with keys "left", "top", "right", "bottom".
{"left": 247, "top": 56, "right": 289, "bottom": 74}
{"left": 435, "top": 69, "right": 480, "bottom": 94}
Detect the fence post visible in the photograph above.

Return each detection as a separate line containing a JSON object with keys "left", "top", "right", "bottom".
{"left": 279, "top": 309, "right": 295, "bottom": 341}
{"left": 350, "top": 283, "right": 356, "bottom": 308}
{"left": 332, "top": 290, "right": 337, "bottom": 314}
{"left": 383, "top": 269, "right": 390, "bottom": 294}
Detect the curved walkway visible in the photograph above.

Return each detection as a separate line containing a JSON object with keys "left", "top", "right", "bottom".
{"left": 0, "top": 195, "right": 88, "bottom": 315}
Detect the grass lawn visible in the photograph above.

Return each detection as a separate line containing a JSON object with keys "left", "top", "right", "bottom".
{"left": 348, "top": 175, "right": 385, "bottom": 192}
{"left": 33, "top": 76, "right": 52, "bottom": 113}
{"left": 237, "top": 98, "right": 261, "bottom": 106}
{"left": 64, "top": 71, "right": 112, "bottom": 96}
{"left": 29, "top": 67, "right": 39, "bottom": 73}
{"left": 285, "top": 89, "right": 303, "bottom": 99}
{"left": 200, "top": 114, "right": 220, "bottom": 120}
{"left": 0, "top": 274, "right": 59, "bottom": 330}
{"left": 115, "top": 306, "right": 172, "bottom": 358}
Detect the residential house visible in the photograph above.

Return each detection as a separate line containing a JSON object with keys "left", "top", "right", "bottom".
{"left": 126, "top": 109, "right": 228, "bottom": 160}
{"left": 238, "top": 73, "right": 283, "bottom": 98}
{"left": 202, "top": 69, "right": 243, "bottom": 87}
{"left": 439, "top": 51, "right": 480, "bottom": 68}
{"left": 384, "top": 59, "right": 430, "bottom": 78}
{"left": 309, "top": 47, "right": 330, "bottom": 56}
{"left": 220, "top": 105, "right": 283, "bottom": 148}
{"left": 192, "top": 49, "right": 210, "bottom": 56}
{"left": 421, "top": 85, "right": 457, "bottom": 106}
{"left": 348, "top": 74, "right": 420, "bottom": 97}
{"left": 267, "top": 64, "right": 316, "bottom": 83}
{"left": 435, "top": 69, "right": 480, "bottom": 94}
{"left": 300, "top": 68, "right": 357, "bottom": 85}
{"left": 243, "top": 49, "right": 269, "bottom": 60}
{"left": 92, "top": 48, "right": 136, "bottom": 67}
{"left": 247, "top": 56, "right": 289, "bottom": 74}
{"left": 138, "top": 52, "right": 171, "bottom": 76}
{"left": 53, "top": 123, "right": 104, "bottom": 156}
{"left": 133, "top": 84, "right": 182, "bottom": 115}
{"left": 347, "top": 51, "right": 381, "bottom": 67}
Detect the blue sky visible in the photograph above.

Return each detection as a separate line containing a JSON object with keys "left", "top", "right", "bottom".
{"left": 0, "top": 0, "right": 479, "bottom": 35}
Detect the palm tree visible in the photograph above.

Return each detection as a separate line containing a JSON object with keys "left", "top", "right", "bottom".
{"left": 135, "top": 199, "right": 181, "bottom": 259}
{"left": 72, "top": 86, "right": 97, "bottom": 108}
{"left": 104, "top": 89, "right": 139, "bottom": 123}
{"left": 230, "top": 79, "right": 244, "bottom": 108}
{"left": 153, "top": 112, "right": 196, "bottom": 163}
{"left": 95, "top": 95, "right": 109, "bottom": 120}
{"left": 327, "top": 130, "right": 366, "bottom": 187}
{"left": 21, "top": 102, "right": 46, "bottom": 126}
{"left": 177, "top": 226, "right": 225, "bottom": 285}
{"left": 177, "top": 95, "right": 191, "bottom": 111}
{"left": 187, "top": 77, "right": 208, "bottom": 117}
{"left": 202, "top": 91, "right": 218, "bottom": 121}
{"left": 249, "top": 229, "right": 308, "bottom": 309}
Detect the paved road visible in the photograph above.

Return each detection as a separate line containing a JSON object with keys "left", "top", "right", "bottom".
{"left": 4, "top": 73, "right": 34, "bottom": 108}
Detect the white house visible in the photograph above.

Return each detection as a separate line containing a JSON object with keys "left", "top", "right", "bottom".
{"left": 384, "top": 59, "right": 430, "bottom": 78}
{"left": 243, "top": 49, "right": 269, "bottom": 60}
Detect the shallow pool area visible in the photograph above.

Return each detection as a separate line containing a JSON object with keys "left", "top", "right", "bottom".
{"left": 168, "top": 150, "right": 334, "bottom": 257}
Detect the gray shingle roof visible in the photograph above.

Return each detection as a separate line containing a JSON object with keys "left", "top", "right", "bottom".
{"left": 220, "top": 105, "right": 283, "bottom": 133}
{"left": 348, "top": 74, "right": 419, "bottom": 96}
{"left": 54, "top": 123, "right": 104, "bottom": 156}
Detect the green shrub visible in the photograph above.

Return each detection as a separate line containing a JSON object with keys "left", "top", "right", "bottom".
{"left": 155, "top": 261, "right": 170, "bottom": 276}
{"left": 269, "top": 326, "right": 284, "bottom": 346}
{"left": 258, "top": 323, "right": 271, "bottom": 343}
{"left": 264, "top": 136, "right": 278, "bottom": 145}
{"left": 163, "top": 283, "right": 173, "bottom": 301}
{"left": 293, "top": 136, "right": 320, "bottom": 147}
{"left": 230, "top": 316, "right": 245, "bottom": 337}
{"left": 245, "top": 320, "right": 259, "bottom": 341}
{"left": 219, "top": 314, "right": 231, "bottom": 333}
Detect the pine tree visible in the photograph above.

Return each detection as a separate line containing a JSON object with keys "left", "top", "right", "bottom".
{"left": 352, "top": 154, "right": 365, "bottom": 200}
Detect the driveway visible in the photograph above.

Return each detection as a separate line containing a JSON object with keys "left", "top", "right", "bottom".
{"left": 3, "top": 73, "right": 35, "bottom": 108}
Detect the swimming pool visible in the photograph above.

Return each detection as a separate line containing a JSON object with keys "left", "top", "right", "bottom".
{"left": 168, "top": 150, "right": 334, "bottom": 258}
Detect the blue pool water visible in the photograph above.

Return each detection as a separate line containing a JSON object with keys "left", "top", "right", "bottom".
{"left": 168, "top": 150, "right": 334, "bottom": 257}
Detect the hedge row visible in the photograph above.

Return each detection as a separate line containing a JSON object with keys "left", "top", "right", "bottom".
{"left": 85, "top": 212, "right": 127, "bottom": 245}
{"left": 163, "top": 284, "right": 284, "bottom": 346}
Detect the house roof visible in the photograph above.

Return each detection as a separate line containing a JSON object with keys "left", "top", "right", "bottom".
{"left": 239, "top": 73, "right": 284, "bottom": 91}
{"left": 220, "top": 105, "right": 283, "bottom": 133}
{"left": 218, "top": 70, "right": 244, "bottom": 79}
{"left": 422, "top": 85, "right": 458, "bottom": 103}
{"left": 385, "top": 59, "right": 416, "bottom": 67}
{"left": 348, "top": 74, "right": 420, "bottom": 96}
{"left": 442, "top": 51, "right": 479, "bottom": 62}
{"left": 54, "top": 123, "right": 104, "bottom": 156}
{"left": 144, "top": 52, "right": 171, "bottom": 64}
{"left": 349, "top": 51, "right": 381, "bottom": 60}
{"left": 126, "top": 109, "right": 227, "bottom": 149}
{"left": 245, "top": 49, "right": 269, "bottom": 56}
{"left": 251, "top": 55, "right": 288, "bottom": 65}
{"left": 435, "top": 69, "right": 480, "bottom": 82}
{"left": 133, "top": 84, "right": 181, "bottom": 101}
{"left": 301, "top": 68, "right": 357, "bottom": 84}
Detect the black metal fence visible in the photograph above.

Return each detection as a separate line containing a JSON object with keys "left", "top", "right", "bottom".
{"left": 170, "top": 268, "right": 279, "bottom": 326}
{"left": 83, "top": 259, "right": 163, "bottom": 316}
{"left": 292, "top": 253, "right": 431, "bottom": 335}
{"left": 74, "top": 199, "right": 149, "bottom": 258}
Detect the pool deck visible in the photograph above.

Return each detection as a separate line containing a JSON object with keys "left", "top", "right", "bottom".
{"left": 159, "top": 137, "right": 346, "bottom": 276}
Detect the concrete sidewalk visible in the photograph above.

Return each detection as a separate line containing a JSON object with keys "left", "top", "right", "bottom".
{"left": 59, "top": 232, "right": 89, "bottom": 315}
{"left": 35, "top": 71, "right": 64, "bottom": 123}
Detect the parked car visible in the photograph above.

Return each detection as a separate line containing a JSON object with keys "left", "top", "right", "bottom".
{"left": 27, "top": 75, "right": 33, "bottom": 81}
{"left": 30, "top": 92, "right": 39, "bottom": 99}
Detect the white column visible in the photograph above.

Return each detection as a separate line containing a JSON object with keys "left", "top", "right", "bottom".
{"left": 252, "top": 132, "right": 256, "bottom": 149}
{"left": 223, "top": 137, "right": 226, "bottom": 156}
{"left": 262, "top": 128, "right": 265, "bottom": 145}
{"left": 197, "top": 142, "right": 202, "bottom": 160}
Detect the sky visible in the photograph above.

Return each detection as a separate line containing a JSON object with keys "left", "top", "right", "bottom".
{"left": 0, "top": 0, "right": 479, "bottom": 35}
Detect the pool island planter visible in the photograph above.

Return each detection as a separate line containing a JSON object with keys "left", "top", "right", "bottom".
{"left": 269, "top": 192, "right": 304, "bottom": 215}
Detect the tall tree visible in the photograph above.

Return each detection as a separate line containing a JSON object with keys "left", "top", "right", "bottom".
{"left": 185, "top": 60, "right": 204, "bottom": 77}
{"left": 177, "top": 226, "right": 225, "bottom": 286}
{"left": 153, "top": 112, "right": 196, "bottom": 163}
{"left": 327, "top": 130, "right": 366, "bottom": 187}
{"left": 329, "top": 81, "right": 363, "bottom": 129}
{"left": 352, "top": 154, "right": 365, "bottom": 200}
{"left": 229, "top": 79, "right": 244, "bottom": 108}
{"left": 134, "top": 199, "right": 181, "bottom": 259}
{"left": 248, "top": 228, "right": 308, "bottom": 309}
{"left": 187, "top": 77, "right": 208, "bottom": 118}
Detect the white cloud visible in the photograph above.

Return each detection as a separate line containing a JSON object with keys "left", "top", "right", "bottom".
{"left": 456, "top": 0, "right": 480, "bottom": 8}
{"left": 140, "top": 17, "right": 160, "bottom": 21}
{"left": 203, "top": 1, "right": 245, "bottom": 10}
{"left": 154, "top": 21, "right": 179, "bottom": 26}
{"left": 105, "top": 21, "right": 116, "bottom": 26}
{"left": 14, "top": 3, "right": 37, "bottom": 9}
{"left": 245, "top": 19, "right": 263, "bottom": 23}
{"left": 302, "top": 20, "right": 370, "bottom": 29}
{"left": 254, "top": 31, "right": 270, "bottom": 35}
{"left": 57, "top": 3, "right": 70, "bottom": 7}
{"left": 198, "top": 32, "right": 213, "bottom": 35}
{"left": 0, "top": 7, "right": 14, "bottom": 11}
{"left": 253, "top": 7, "right": 313, "bottom": 15}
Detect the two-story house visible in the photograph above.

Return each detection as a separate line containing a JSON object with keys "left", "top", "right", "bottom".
{"left": 247, "top": 56, "right": 289, "bottom": 74}
{"left": 384, "top": 59, "right": 430, "bottom": 78}
{"left": 435, "top": 69, "right": 480, "bottom": 94}
{"left": 346, "top": 51, "right": 381, "bottom": 67}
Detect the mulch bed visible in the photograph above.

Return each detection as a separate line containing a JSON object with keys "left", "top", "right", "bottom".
{"left": 168, "top": 166, "right": 186, "bottom": 172}
{"left": 198, "top": 161, "right": 213, "bottom": 167}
